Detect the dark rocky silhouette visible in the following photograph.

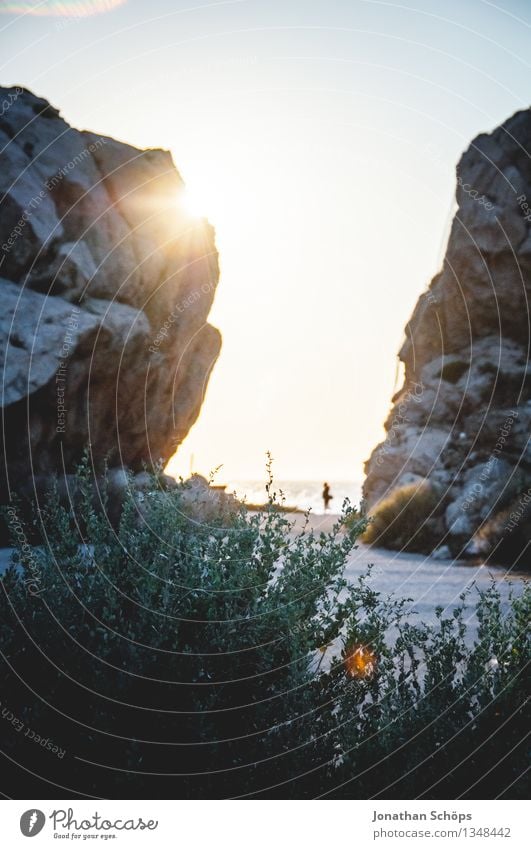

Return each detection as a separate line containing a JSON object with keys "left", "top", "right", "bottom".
{"left": 0, "top": 87, "right": 220, "bottom": 501}
{"left": 364, "top": 108, "right": 531, "bottom": 563}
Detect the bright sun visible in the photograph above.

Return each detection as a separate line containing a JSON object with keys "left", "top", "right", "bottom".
{"left": 178, "top": 183, "right": 210, "bottom": 219}
{"left": 174, "top": 169, "right": 242, "bottom": 230}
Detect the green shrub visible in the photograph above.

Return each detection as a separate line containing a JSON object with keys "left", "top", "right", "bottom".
{"left": 0, "top": 463, "right": 528, "bottom": 799}
{"left": 361, "top": 482, "right": 440, "bottom": 552}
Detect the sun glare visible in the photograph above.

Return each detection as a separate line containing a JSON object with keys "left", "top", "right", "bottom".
{"left": 177, "top": 174, "right": 220, "bottom": 221}
{"left": 175, "top": 169, "right": 238, "bottom": 226}
{"left": 179, "top": 186, "right": 206, "bottom": 219}
{"left": 344, "top": 644, "right": 377, "bottom": 679}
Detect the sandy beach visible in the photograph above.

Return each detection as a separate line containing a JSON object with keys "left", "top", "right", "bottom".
{"left": 280, "top": 510, "right": 526, "bottom": 631}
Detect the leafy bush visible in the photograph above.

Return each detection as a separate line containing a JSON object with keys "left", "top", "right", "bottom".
{"left": 361, "top": 482, "right": 441, "bottom": 553}
{"left": 0, "top": 464, "right": 528, "bottom": 799}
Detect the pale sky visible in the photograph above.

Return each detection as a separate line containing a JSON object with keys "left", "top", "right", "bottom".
{"left": 1, "top": 0, "right": 529, "bottom": 481}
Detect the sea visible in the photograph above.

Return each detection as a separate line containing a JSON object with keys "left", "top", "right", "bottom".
{"left": 224, "top": 480, "right": 363, "bottom": 514}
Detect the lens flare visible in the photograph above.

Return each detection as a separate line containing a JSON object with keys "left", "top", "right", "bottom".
{"left": 0, "top": 0, "right": 127, "bottom": 16}
{"left": 344, "top": 644, "right": 376, "bottom": 679}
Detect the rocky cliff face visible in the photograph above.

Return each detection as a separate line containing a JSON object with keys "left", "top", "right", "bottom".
{"left": 364, "top": 108, "right": 531, "bottom": 562}
{"left": 0, "top": 87, "right": 220, "bottom": 500}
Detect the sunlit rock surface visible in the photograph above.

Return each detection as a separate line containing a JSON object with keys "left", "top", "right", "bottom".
{"left": 364, "top": 108, "right": 531, "bottom": 563}
{"left": 0, "top": 87, "right": 220, "bottom": 499}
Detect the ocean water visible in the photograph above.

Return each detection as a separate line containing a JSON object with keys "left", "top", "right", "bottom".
{"left": 225, "top": 480, "right": 362, "bottom": 514}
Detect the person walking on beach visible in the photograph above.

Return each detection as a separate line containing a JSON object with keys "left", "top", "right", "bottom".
{"left": 322, "top": 482, "right": 333, "bottom": 511}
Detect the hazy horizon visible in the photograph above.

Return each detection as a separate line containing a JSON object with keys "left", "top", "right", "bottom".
{"left": 2, "top": 0, "right": 529, "bottom": 482}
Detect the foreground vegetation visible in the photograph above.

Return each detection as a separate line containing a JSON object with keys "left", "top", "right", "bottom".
{"left": 0, "top": 464, "right": 529, "bottom": 799}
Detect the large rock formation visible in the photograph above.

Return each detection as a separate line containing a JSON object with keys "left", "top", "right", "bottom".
{"left": 364, "top": 108, "right": 531, "bottom": 563}
{"left": 0, "top": 87, "right": 220, "bottom": 501}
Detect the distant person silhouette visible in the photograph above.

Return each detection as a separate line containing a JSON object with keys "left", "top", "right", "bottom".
{"left": 322, "top": 482, "right": 333, "bottom": 512}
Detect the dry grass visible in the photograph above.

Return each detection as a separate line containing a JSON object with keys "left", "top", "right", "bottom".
{"left": 362, "top": 481, "right": 440, "bottom": 552}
